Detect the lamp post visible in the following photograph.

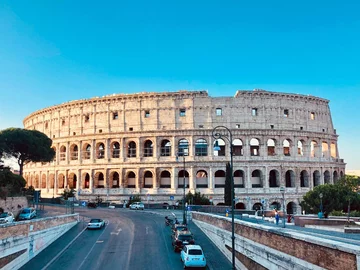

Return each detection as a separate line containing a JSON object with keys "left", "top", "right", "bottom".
{"left": 319, "top": 193, "right": 323, "bottom": 218}
{"left": 212, "top": 126, "right": 235, "bottom": 270}
{"left": 176, "top": 153, "right": 187, "bottom": 225}
{"left": 280, "top": 186, "right": 286, "bottom": 228}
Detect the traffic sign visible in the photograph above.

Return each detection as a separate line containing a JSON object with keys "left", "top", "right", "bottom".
{"left": 170, "top": 196, "right": 174, "bottom": 201}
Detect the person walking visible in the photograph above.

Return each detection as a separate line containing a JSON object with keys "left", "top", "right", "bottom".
{"left": 275, "top": 209, "right": 280, "bottom": 225}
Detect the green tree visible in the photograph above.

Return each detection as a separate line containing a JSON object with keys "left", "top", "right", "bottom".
{"left": 0, "top": 165, "right": 26, "bottom": 198}
{"left": 62, "top": 188, "right": 76, "bottom": 200}
{"left": 224, "top": 162, "right": 232, "bottom": 206}
{"left": 0, "top": 128, "right": 55, "bottom": 176}
{"left": 185, "top": 191, "right": 211, "bottom": 205}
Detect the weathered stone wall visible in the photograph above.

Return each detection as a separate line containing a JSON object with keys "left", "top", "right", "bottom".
{"left": 0, "top": 197, "right": 28, "bottom": 217}
{"left": 193, "top": 212, "right": 360, "bottom": 270}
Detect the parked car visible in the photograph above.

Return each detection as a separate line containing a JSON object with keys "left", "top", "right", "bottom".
{"left": 87, "top": 202, "right": 97, "bottom": 208}
{"left": 172, "top": 224, "right": 190, "bottom": 235}
{"left": 0, "top": 212, "right": 14, "bottom": 224}
{"left": 87, "top": 218, "right": 105, "bottom": 230}
{"left": 181, "top": 245, "right": 207, "bottom": 269}
{"left": 18, "top": 208, "right": 36, "bottom": 220}
{"left": 129, "top": 202, "right": 145, "bottom": 210}
{"left": 172, "top": 230, "right": 195, "bottom": 252}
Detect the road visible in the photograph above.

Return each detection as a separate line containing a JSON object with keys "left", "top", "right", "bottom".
{"left": 21, "top": 207, "right": 232, "bottom": 270}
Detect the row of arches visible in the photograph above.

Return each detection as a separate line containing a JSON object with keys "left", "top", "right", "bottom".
{"left": 53, "top": 137, "right": 338, "bottom": 161}
{"left": 25, "top": 168, "right": 344, "bottom": 190}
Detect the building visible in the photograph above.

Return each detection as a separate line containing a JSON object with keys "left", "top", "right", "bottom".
{"left": 22, "top": 89, "right": 345, "bottom": 213}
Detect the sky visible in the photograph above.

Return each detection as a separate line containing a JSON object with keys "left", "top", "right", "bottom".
{"left": 0, "top": 1, "right": 359, "bottom": 170}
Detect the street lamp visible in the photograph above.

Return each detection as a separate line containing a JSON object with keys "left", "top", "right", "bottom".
{"left": 176, "top": 153, "right": 187, "bottom": 225}
{"left": 212, "top": 126, "right": 235, "bottom": 270}
{"left": 319, "top": 193, "right": 323, "bottom": 218}
{"left": 280, "top": 186, "right": 286, "bottom": 228}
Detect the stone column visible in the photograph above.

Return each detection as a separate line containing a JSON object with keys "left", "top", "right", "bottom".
{"left": 171, "top": 167, "right": 177, "bottom": 190}
{"left": 189, "top": 166, "right": 195, "bottom": 190}
{"left": 209, "top": 166, "right": 214, "bottom": 190}
{"left": 264, "top": 166, "right": 269, "bottom": 189}
{"left": 247, "top": 166, "right": 252, "bottom": 190}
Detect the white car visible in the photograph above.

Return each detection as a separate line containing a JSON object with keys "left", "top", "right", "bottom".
{"left": 129, "top": 202, "right": 145, "bottom": 210}
{"left": 181, "top": 245, "right": 207, "bottom": 269}
{"left": 0, "top": 212, "right": 14, "bottom": 224}
{"left": 87, "top": 218, "right": 105, "bottom": 230}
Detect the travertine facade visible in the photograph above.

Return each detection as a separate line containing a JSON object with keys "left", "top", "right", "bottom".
{"left": 22, "top": 90, "right": 345, "bottom": 213}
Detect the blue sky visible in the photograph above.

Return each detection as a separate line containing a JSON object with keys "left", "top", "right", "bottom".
{"left": 0, "top": 1, "right": 359, "bottom": 170}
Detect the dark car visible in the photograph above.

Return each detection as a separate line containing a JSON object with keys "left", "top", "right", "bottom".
{"left": 172, "top": 224, "right": 189, "bottom": 235}
{"left": 172, "top": 230, "right": 195, "bottom": 252}
{"left": 87, "top": 202, "right": 97, "bottom": 208}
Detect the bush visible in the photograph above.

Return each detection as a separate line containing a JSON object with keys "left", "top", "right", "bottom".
{"left": 330, "top": 210, "right": 345, "bottom": 216}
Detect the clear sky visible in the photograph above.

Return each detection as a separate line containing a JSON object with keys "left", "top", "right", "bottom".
{"left": 0, "top": 1, "right": 359, "bottom": 170}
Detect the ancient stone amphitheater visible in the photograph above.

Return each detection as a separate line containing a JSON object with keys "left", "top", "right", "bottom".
{"left": 23, "top": 89, "right": 345, "bottom": 213}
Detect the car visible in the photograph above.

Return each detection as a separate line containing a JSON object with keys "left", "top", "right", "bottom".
{"left": 172, "top": 230, "right": 195, "bottom": 252}
{"left": 87, "top": 218, "right": 105, "bottom": 229}
{"left": 172, "top": 224, "right": 190, "bottom": 235}
{"left": 0, "top": 212, "right": 14, "bottom": 224}
{"left": 181, "top": 245, "right": 207, "bottom": 269}
{"left": 87, "top": 202, "right": 97, "bottom": 208}
{"left": 129, "top": 202, "right": 145, "bottom": 210}
{"left": 18, "top": 208, "right": 36, "bottom": 220}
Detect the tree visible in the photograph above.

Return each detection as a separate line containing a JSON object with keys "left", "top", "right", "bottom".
{"left": 0, "top": 165, "right": 26, "bottom": 198}
{"left": 185, "top": 191, "right": 211, "bottom": 205}
{"left": 224, "top": 162, "right": 232, "bottom": 206}
{"left": 0, "top": 128, "right": 55, "bottom": 176}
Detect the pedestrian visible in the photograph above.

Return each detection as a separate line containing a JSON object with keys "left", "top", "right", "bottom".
{"left": 275, "top": 209, "right": 280, "bottom": 225}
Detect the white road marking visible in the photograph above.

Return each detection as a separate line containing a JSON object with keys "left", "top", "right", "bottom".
{"left": 110, "top": 228, "right": 122, "bottom": 235}
{"left": 146, "top": 226, "right": 149, "bottom": 234}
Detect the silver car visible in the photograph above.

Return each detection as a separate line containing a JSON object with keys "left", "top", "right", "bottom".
{"left": 18, "top": 208, "right": 37, "bottom": 220}
{"left": 0, "top": 212, "right": 14, "bottom": 224}
{"left": 87, "top": 218, "right": 105, "bottom": 230}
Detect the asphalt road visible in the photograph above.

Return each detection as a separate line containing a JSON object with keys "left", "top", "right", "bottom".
{"left": 21, "top": 207, "right": 232, "bottom": 270}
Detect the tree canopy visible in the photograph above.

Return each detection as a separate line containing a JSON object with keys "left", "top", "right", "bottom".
{"left": 0, "top": 128, "right": 55, "bottom": 176}
{"left": 0, "top": 165, "right": 26, "bottom": 199}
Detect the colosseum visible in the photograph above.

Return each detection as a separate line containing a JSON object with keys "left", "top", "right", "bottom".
{"left": 23, "top": 89, "right": 345, "bottom": 214}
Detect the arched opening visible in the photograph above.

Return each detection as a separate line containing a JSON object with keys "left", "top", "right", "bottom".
{"left": 96, "top": 143, "right": 105, "bottom": 159}
{"left": 285, "top": 170, "right": 295, "bottom": 187}
{"left": 322, "top": 142, "right": 329, "bottom": 158}
{"left": 233, "top": 139, "right": 243, "bottom": 156}
{"left": 49, "top": 174, "right": 55, "bottom": 189}
{"left": 213, "top": 138, "right": 225, "bottom": 156}
{"left": 111, "top": 172, "right": 120, "bottom": 188}
{"left": 324, "top": 170, "right": 331, "bottom": 184}
{"left": 144, "top": 140, "right": 153, "bottom": 157}
{"left": 41, "top": 174, "right": 46, "bottom": 189}
{"left": 178, "top": 170, "right": 189, "bottom": 188}
{"left": 270, "top": 201, "right": 281, "bottom": 211}
{"left": 250, "top": 138, "right": 260, "bottom": 156}
{"left": 82, "top": 173, "right": 90, "bottom": 189}
{"left": 128, "top": 141, "right": 137, "bottom": 158}
{"left": 313, "top": 170, "right": 321, "bottom": 187}
{"left": 269, "top": 169, "right": 280, "bottom": 187}
{"left": 58, "top": 174, "right": 65, "bottom": 189}
{"left": 160, "top": 171, "right": 171, "bottom": 188}
{"left": 283, "top": 139, "right": 291, "bottom": 156}
{"left": 111, "top": 142, "right": 120, "bottom": 158}
{"left": 144, "top": 171, "right": 153, "bottom": 188}
{"left": 60, "top": 146, "right": 66, "bottom": 161}
{"left": 83, "top": 144, "right": 91, "bottom": 159}
{"left": 178, "top": 139, "right": 189, "bottom": 156}
{"left": 236, "top": 202, "right": 246, "bottom": 209}
{"left": 300, "top": 170, "right": 309, "bottom": 187}
{"left": 333, "top": 171, "right": 339, "bottom": 183}
{"left": 70, "top": 144, "right": 78, "bottom": 160}
{"left": 311, "top": 140, "right": 318, "bottom": 157}
{"left": 251, "top": 170, "right": 262, "bottom": 188}
{"left": 160, "top": 140, "right": 171, "bottom": 156}
{"left": 340, "top": 171, "right": 344, "bottom": 178}
{"left": 68, "top": 173, "right": 77, "bottom": 189}
{"left": 297, "top": 140, "right": 304, "bottom": 156}
{"left": 252, "top": 203, "right": 263, "bottom": 211}
{"left": 234, "top": 170, "right": 244, "bottom": 188}
{"left": 267, "top": 139, "right": 276, "bottom": 156}
{"left": 196, "top": 170, "right": 208, "bottom": 188}
{"left": 127, "top": 171, "right": 136, "bottom": 188}
{"left": 214, "top": 170, "right": 226, "bottom": 188}
{"left": 195, "top": 138, "right": 208, "bottom": 156}
{"left": 286, "top": 202, "right": 297, "bottom": 215}
{"left": 94, "top": 172, "right": 105, "bottom": 188}
{"left": 330, "top": 143, "right": 337, "bottom": 158}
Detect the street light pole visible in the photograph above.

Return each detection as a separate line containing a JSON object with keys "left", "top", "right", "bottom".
{"left": 319, "top": 193, "right": 323, "bottom": 218}
{"left": 212, "top": 126, "right": 235, "bottom": 270}
{"left": 182, "top": 155, "right": 186, "bottom": 225}
{"left": 280, "top": 186, "right": 286, "bottom": 228}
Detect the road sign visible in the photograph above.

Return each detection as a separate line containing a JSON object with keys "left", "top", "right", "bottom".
{"left": 170, "top": 196, "right": 174, "bottom": 201}
{"left": 81, "top": 201, "right": 86, "bottom": 207}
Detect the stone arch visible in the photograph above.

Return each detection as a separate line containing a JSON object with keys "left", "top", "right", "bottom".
{"left": 41, "top": 174, "right": 46, "bottom": 189}
{"left": 34, "top": 175, "right": 39, "bottom": 188}
{"left": 58, "top": 173, "right": 65, "bottom": 189}
{"left": 127, "top": 171, "right": 136, "bottom": 188}
{"left": 234, "top": 170, "right": 245, "bottom": 188}
{"left": 68, "top": 173, "right": 77, "bottom": 189}
{"left": 250, "top": 138, "right": 260, "bottom": 156}
{"left": 236, "top": 202, "right": 246, "bottom": 209}
{"left": 252, "top": 202, "right": 263, "bottom": 211}
{"left": 96, "top": 142, "right": 105, "bottom": 159}
{"left": 322, "top": 142, "right": 329, "bottom": 158}
{"left": 70, "top": 144, "right": 79, "bottom": 160}
{"left": 285, "top": 170, "right": 296, "bottom": 187}
{"left": 82, "top": 173, "right": 90, "bottom": 189}
{"left": 324, "top": 170, "right": 331, "bottom": 184}
{"left": 110, "top": 171, "right": 120, "bottom": 188}
{"left": 178, "top": 138, "right": 189, "bottom": 156}
{"left": 251, "top": 169, "right": 262, "bottom": 188}
{"left": 340, "top": 171, "right": 344, "bottom": 178}
{"left": 313, "top": 170, "right": 321, "bottom": 187}
{"left": 82, "top": 143, "right": 91, "bottom": 159}
{"left": 160, "top": 170, "right": 171, "bottom": 188}
{"left": 333, "top": 171, "right": 339, "bottom": 184}
{"left": 233, "top": 139, "right": 243, "bottom": 156}
{"left": 49, "top": 173, "right": 55, "bottom": 189}
{"left": 160, "top": 139, "right": 171, "bottom": 156}
{"left": 267, "top": 138, "right": 276, "bottom": 156}
{"left": 300, "top": 170, "right": 309, "bottom": 187}
{"left": 213, "top": 138, "right": 225, "bottom": 156}
{"left": 196, "top": 170, "right": 208, "bottom": 188}
{"left": 270, "top": 201, "right": 281, "bottom": 210}
{"left": 311, "top": 140, "right": 318, "bottom": 157}
{"left": 214, "top": 170, "right": 226, "bottom": 188}
{"left": 128, "top": 141, "right": 137, "bottom": 158}
{"left": 111, "top": 142, "right": 120, "bottom": 158}
{"left": 286, "top": 201, "right": 297, "bottom": 215}
{"left": 178, "top": 169, "right": 189, "bottom": 188}
{"left": 195, "top": 138, "right": 208, "bottom": 156}
{"left": 94, "top": 172, "right": 105, "bottom": 188}
{"left": 144, "top": 170, "right": 153, "bottom": 188}
{"left": 269, "top": 169, "right": 280, "bottom": 187}
{"left": 297, "top": 140, "right": 305, "bottom": 156}
{"left": 144, "top": 140, "right": 154, "bottom": 157}
{"left": 283, "top": 139, "right": 291, "bottom": 156}
{"left": 330, "top": 142, "right": 337, "bottom": 158}
{"left": 60, "top": 145, "right": 66, "bottom": 161}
